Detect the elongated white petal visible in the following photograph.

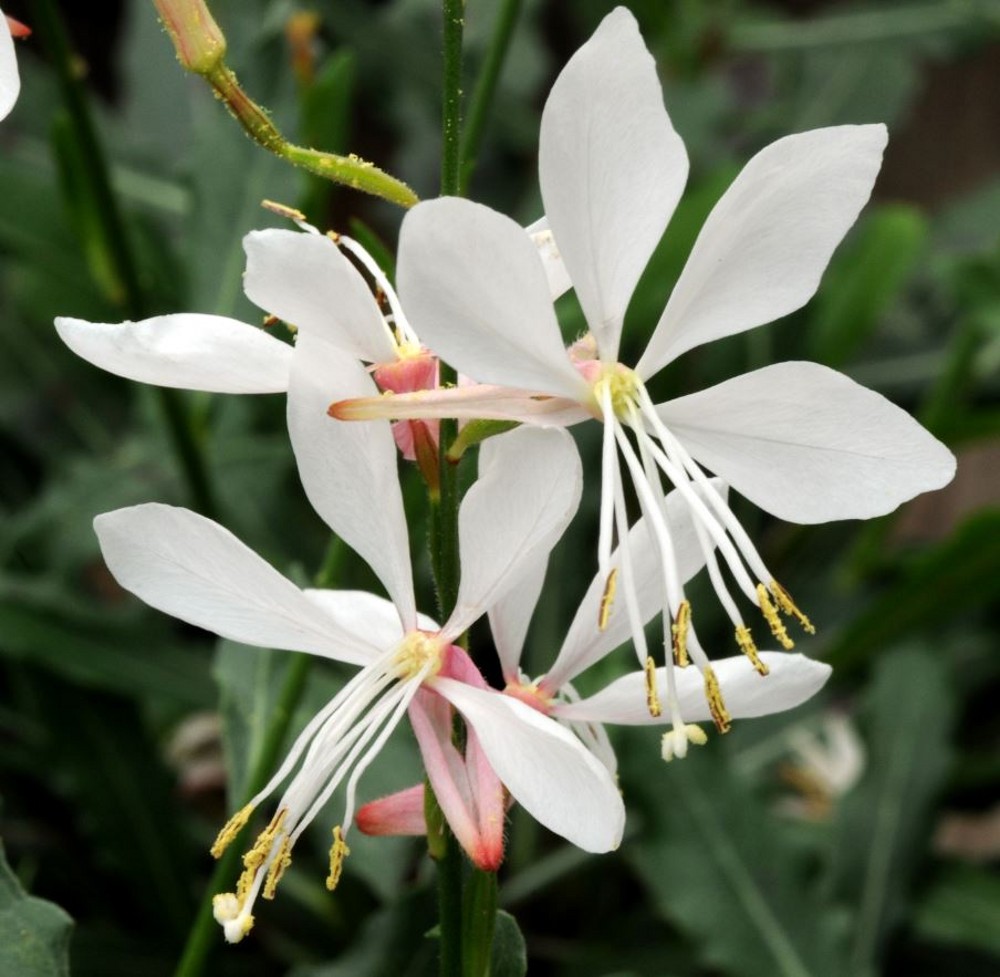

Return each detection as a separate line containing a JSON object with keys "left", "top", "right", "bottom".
{"left": 637, "top": 125, "right": 888, "bottom": 378}
{"left": 555, "top": 653, "right": 831, "bottom": 725}
{"left": 94, "top": 504, "right": 380, "bottom": 664}
{"left": 303, "top": 591, "right": 439, "bottom": 650}
{"left": 544, "top": 483, "right": 725, "bottom": 690}
{"left": 288, "top": 333, "right": 416, "bottom": 626}
{"left": 0, "top": 14, "right": 19, "bottom": 121}
{"left": 55, "top": 315, "right": 292, "bottom": 393}
{"left": 443, "top": 428, "right": 582, "bottom": 641}
{"left": 398, "top": 198, "right": 590, "bottom": 400}
{"left": 526, "top": 216, "right": 572, "bottom": 301}
{"left": 488, "top": 554, "right": 549, "bottom": 683}
{"left": 432, "top": 677, "right": 625, "bottom": 852}
{"left": 333, "top": 384, "right": 590, "bottom": 428}
{"left": 659, "top": 362, "right": 956, "bottom": 523}
{"left": 243, "top": 229, "right": 396, "bottom": 364}
{"left": 539, "top": 7, "right": 687, "bottom": 362}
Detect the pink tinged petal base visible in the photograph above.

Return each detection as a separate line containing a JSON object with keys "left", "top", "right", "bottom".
{"left": 356, "top": 785, "right": 427, "bottom": 837}
{"left": 540, "top": 7, "right": 688, "bottom": 363}
{"left": 432, "top": 676, "right": 625, "bottom": 853}
{"left": 243, "top": 229, "right": 396, "bottom": 363}
{"left": 94, "top": 504, "right": 381, "bottom": 665}
{"left": 0, "top": 13, "right": 18, "bottom": 121}
{"left": 54, "top": 315, "right": 292, "bottom": 394}
{"left": 555, "top": 653, "right": 832, "bottom": 726}
{"left": 398, "top": 197, "right": 590, "bottom": 401}
{"left": 637, "top": 124, "right": 888, "bottom": 377}
{"left": 658, "top": 361, "right": 956, "bottom": 523}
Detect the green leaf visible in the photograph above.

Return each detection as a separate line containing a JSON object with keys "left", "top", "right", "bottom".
{"left": 489, "top": 910, "right": 527, "bottom": 977}
{"left": 825, "top": 646, "right": 954, "bottom": 976}
{"left": 0, "top": 841, "right": 73, "bottom": 977}
{"left": 809, "top": 206, "right": 928, "bottom": 366}
{"left": 628, "top": 745, "right": 849, "bottom": 977}
{"left": 913, "top": 865, "right": 1000, "bottom": 959}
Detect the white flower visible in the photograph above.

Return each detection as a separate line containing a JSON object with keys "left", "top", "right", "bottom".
{"left": 95, "top": 397, "right": 623, "bottom": 943}
{"left": 491, "top": 482, "right": 832, "bottom": 765}
{"left": 1, "top": 11, "right": 25, "bottom": 121}
{"left": 332, "top": 7, "right": 955, "bottom": 723}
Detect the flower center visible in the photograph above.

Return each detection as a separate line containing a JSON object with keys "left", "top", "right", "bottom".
{"left": 392, "top": 630, "right": 445, "bottom": 680}
{"left": 503, "top": 680, "right": 555, "bottom": 714}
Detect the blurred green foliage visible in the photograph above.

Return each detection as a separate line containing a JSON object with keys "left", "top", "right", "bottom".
{"left": 0, "top": 0, "right": 998, "bottom": 975}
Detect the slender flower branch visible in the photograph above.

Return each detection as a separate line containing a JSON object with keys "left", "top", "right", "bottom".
{"left": 31, "top": 0, "right": 218, "bottom": 517}
{"left": 152, "top": 0, "right": 418, "bottom": 209}
{"left": 459, "top": 0, "right": 522, "bottom": 193}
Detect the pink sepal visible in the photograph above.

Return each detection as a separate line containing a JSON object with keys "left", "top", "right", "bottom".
{"left": 357, "top": 784, "right": 427, "bottom": 837}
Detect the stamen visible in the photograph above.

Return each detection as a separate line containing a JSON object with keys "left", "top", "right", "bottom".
{"left": 735, "top": 625, "right": 769, "bottom": 676}
{"left": 644, "top": 656, "right": 662, "bottom": 717}
{"left": 262, "top": 199, "right": 307, "bottom": 223}
{"left": 756, "top": 583, "right": 795, "bottom": 650}
{"left": 770, "top": 579, "right": 816, "bottom": 634}
{"left": 598, "top": 568, "right": 618, "bottom": 631}
{"left": 262, "top": 837, "right": 292, "bottom": 900}
{"left": 671, "top": 600, "right": 691, "bottom": 667}
{"left": 326, "top": 826, "right": 350, "bottom": 891}
{"left": 703, "top": 666, "right": 732, "bottom": 734}
{"left": 210, "top": 802, "right": 254, "bottom": 858}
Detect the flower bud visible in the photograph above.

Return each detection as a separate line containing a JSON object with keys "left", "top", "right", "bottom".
{"left": 153, "top": 0, "right": 226, "bottom": 75}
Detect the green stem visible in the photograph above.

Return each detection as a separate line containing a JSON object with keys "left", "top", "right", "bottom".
{"left": 197, "top": 62, "right": 417, "bottom": 208}
{"left": 462, "top": 869, "right": 499, "bottom": 977}
{"left": 459, "top": 0, "right": 522, "bottom": 194}
{"left": 440, "top": 0, "right": 465, "bottom": 198}
{"left": 172, "top": 651, "right": 312, "bottom": 977}
{"left": 30, "top": 0, "right": 218, "bottom": 518}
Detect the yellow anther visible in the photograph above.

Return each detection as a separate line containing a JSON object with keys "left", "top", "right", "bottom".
{"left": 210, "top": 802, "right": 254, "bottom": 859}
{"left": 644, "top": 656, "right": 662, "bottom": 717}
{"left": 598, "top": 568, "right": 618, "bottom": 631}
{"left": 770, "top": 579, "right": 816, "bottom": 634}
{"left": 703, "top": 666, "right": 731, "bottom": 734}
{"left": 671, "top": 600, "right": 691, "bottom": 667}
{"left": 756, "top": 583, "right": 794, "bottom": 650}
{"left": 735, "top": 625, "right": 769, "bottom": 676}
{"left": 326, "top": 826, "right": 350, "bottom": 891}
{"left": 262, "top": 837, "right": 292, "bottom": 900}
{"left": 262, "top": 199, "right": 307, "bottom": 222}
{"left": 236, "top": 808, "right": 288, "bottom": 899}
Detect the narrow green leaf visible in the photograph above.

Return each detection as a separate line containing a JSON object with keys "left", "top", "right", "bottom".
{"left": 914, "top": 865, "right": 1000, "bottom": 959}
{"left": 628, "top": 747, "right": 849, "bottom": 977}
{"left": 825, "top": 646, "right": 954, "bottom": 976}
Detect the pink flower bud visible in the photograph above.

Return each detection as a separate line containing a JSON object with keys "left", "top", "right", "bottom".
{"left": 153, "top": 0, "right": 226, "bottom": 75}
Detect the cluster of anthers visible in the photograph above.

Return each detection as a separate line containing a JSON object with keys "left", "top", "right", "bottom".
{"left": 209, "top": 631, "right": 445, "bottom": 943}
{"left": 575, "top": 346, "right": 815, "bottom": 758}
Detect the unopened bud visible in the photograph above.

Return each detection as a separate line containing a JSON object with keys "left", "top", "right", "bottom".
{"left": 153, "top": 0, "right": 226, "bottom": 75}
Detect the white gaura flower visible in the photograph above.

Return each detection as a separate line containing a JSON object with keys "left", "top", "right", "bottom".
{"left": 493, "top": 482, "right": 832, "bottom": 765}
{"left": 95, "top": 391, "right": 623, "bottom": 944}
{"left": 332, "top": 6, "right": 956, "bottom": 722}
{"left": 1, "top": 11, "right": 27, "bottom": 121}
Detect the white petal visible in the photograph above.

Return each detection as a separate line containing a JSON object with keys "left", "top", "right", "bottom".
{"left": 243, "top": 229, "right": 396, "bottom": 364}
{"left": 659, "top": 361, "right": 956, "bottom": 523}
{"left": 526, "top": 216, "right": 572, "bottom": 301}
{"left": 488, "top": 554, "right": 548, "bottom": 683}
{"left": 544, "top": 483, "right": 725, "bottom": 690}
{"left": 94, "top": 504, "right": 380, "bottom": 664}
{"left": 443, "top": 428, "right": 582, "bottom": 640}
{"left": 432, "top": 677, "right": 625, "bottom": 852}
{"left": 55, "top": 315, "right": 292, "bottom": 393}
{"left": 0, "top": 14, "right": 19, "bottom": 121}
{"left": 303, "top": 590, "right": 439, "bottom": 649}
{"left": 288, "top": 333, "right": 416, "bottom": 626}
{"left": 397, "top": 198, "right": 590, "bottom": 400}
{"left": 555, "top": 653, "right": 831, "bottom": 725}
{"left": 539, "top": 7, "right": 687, "bottom": 362}
{"left": 637, "top": 125, "right": 887, "bottom": 377}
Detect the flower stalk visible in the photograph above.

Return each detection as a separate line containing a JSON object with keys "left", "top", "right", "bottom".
{"left": 152, "top": 0, "right": 418, "bottom": 209}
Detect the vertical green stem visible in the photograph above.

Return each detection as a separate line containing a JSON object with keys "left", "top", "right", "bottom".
{"left": 440, "top": 0, "right": 465, "bottom": 199}
{"left": 459, "top": 0, "right": 522, "bottom": 194}
{"left": 30, "top": 0, "right": 218, "bottom": 518}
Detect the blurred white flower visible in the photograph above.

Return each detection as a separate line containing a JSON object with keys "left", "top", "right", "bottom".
{"left": 1, "top": 11, "right": 27, "bottom": 121}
